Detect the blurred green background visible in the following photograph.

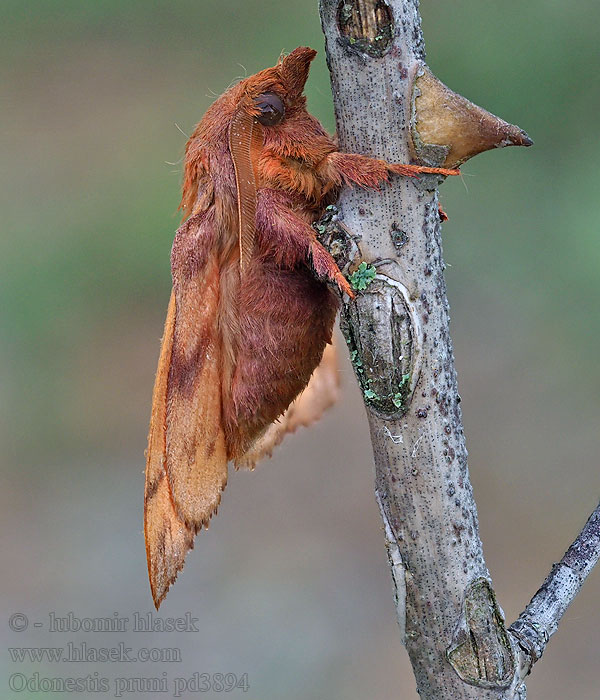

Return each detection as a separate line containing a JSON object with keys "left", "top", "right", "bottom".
{"left": 2, "top": 1, "right": 599, "bottom": 698}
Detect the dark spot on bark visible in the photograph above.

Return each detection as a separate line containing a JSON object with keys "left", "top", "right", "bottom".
{"left": 390, "top": 45, "right": 402, "bottom": 58}
{"left": 416, "top": 407, "right": 428, "bottom": 418}
{"left": 390, "top": 223, "right": 409, "bottom": 252}
{"left": 452, "top": 522, "right": 465, "bottom": 541}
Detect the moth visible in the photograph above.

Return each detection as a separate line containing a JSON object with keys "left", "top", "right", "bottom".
{"left": 144, "top": 46, "right": 457, "bottom": 608}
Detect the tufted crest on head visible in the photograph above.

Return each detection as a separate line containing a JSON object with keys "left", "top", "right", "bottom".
{"left": 278, "top": 46, "right": 317, "bottom": 100}
{"left": 235, "top": 46, "right": 317, "bottom": 110}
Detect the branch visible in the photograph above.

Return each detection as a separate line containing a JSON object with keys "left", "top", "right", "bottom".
{"left": 318, "top": 0, "right": 597, "bottom": 698}
{"left": 509, "top": 503, "right": 600, "bottom": 682}
{"left": 319, "top": 1, "right": 521, "bottom": 696}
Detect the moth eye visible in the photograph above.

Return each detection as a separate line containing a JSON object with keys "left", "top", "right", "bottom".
{"left": 254, "top": 92, "right": 285, "bottom": 126}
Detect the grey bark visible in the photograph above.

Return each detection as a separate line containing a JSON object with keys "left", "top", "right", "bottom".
{"left": 318, "top": 1, "right": 599, "bottom": 698}
{"left": 509, "top": 503, "right": 600, "bottom": 685}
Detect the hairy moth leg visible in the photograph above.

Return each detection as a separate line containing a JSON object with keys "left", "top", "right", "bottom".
{"left": 319, "top": 151, "right": 459, "bottom": 189}
{"left": 256, "top": 188, "right": 353, "bottom": 297}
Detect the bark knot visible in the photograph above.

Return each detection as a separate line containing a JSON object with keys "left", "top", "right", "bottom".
{"left": 447, "top": 578, "right": 516, "bottom": 690}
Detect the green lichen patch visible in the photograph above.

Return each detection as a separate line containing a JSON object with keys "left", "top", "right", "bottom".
{"left": 350, "top": 350, "right": 364, "bottom": 373}
{"left": 391, "top": 374, "right": 412, "bottom": 409}
{"left": 349, "top": 262, "right": 376, "bottom": 291}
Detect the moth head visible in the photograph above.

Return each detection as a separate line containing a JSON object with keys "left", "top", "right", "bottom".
{"left": 181, "top": 48, "right": 318, "bottom": 217}
{"left": 235, "top": 47, "right": 317, "bottom": 126}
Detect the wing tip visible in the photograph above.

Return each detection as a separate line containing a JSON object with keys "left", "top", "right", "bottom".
{"left": 147, "top": 524, "right": 196, "bottom": 610}
{"left": 145, "top": 474, "right": 228, "bottom": 609}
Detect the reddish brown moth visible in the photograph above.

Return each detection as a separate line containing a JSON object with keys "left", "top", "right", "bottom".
{"left": 144, "top": 47, "right": 458, "bottom": 608}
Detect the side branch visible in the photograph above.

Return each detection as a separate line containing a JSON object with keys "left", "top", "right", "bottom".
{"left": 509, "top": 502, "right": 600, "bottom": 680}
